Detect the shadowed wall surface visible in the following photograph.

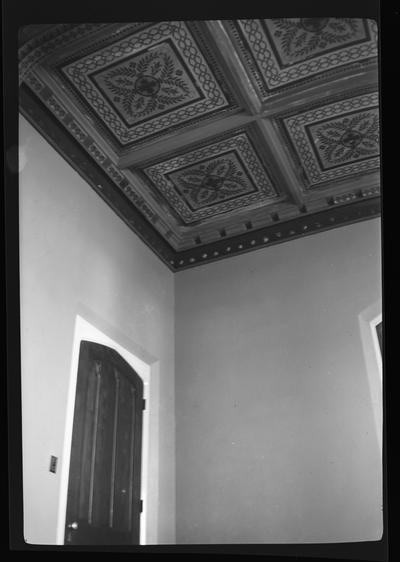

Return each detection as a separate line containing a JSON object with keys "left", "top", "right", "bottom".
{"left": 19, "top": 114, "right": 381, "bottom": 546}
{"left": 175, "top": 217, "right": 382, "bottom": 543}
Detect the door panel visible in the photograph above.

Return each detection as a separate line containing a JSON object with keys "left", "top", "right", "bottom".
{"left": 65, "top": 341, "right": 144, "bottom": 545}
{"left": 113, "top": 375, "right": 136, "bottom": 532}
{"left": 91, "top": 360, "right": 116, "bottom": 527}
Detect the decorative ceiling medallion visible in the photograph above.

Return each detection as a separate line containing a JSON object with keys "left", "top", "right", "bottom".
{"left": 142, "top": 132, "right": 277, "bottom": 223}
{"left": 282, "top": 92, "right": 380, "bottom": 187}
{"left": 61, "top": 22, "right": 235, "bottom": 146}
{"left": 227, "top": 18, "right": 377, "bottom": 97}
{"left": 167, "top": 152, "right": 256, "bottom": 211}
{"left": 309, "top": 109, "right": 379, "bottom": 170}
{"left": 91, "top": 41, "right": 202, "bottom": 127}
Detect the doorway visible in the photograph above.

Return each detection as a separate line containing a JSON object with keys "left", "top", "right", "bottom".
{"left": 57, "top": 313, "right": 159, "bottom": 545}
{"left": 359, "top": 301, "right": 382, "bottom": 452}
{"left": 64, "top": 340, "right": 144, "bottom": 544}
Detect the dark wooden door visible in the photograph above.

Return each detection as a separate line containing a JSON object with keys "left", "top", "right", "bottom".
{"left": 65, "top": 340, "right": 144, "bottom": 545}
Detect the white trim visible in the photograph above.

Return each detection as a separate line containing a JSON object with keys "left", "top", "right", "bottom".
{"left": 358, "top": 301, "right": 382, "bottom": 452}
{"left": 370, "top": 314, "right": 383, "bottom": 381}
{"left": 56, "top": 313, "right": 160, "bottom": 545}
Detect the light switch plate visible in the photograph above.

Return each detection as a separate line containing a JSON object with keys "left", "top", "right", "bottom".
{"left": 49, "top": 455, "right": 58, "bottom": 473}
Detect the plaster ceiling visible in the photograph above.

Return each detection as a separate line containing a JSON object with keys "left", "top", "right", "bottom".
{"left": 19, "top": 19, "right": 381, "bottom": 270}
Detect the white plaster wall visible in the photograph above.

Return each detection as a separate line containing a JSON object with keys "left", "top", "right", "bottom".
{"left": 19, "top": 113, "right": 382, "bottom": 546}
{"left": 19, "top": 116, "right": 175, "bottom": 544}
{"left": 175, "top": 218, "right": 382, "bottom": 544}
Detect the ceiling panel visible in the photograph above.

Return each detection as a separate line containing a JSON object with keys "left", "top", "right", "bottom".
{"left": 140, "top": 129, "right": 279, "bottom": 224}
{"left": 58, "top": 22, "right": 242, "bottom": 149}
{"left": 224, "top": 19, "right": 377, "bottom": 97}
{"left": 278, "top": 91, "right": 380, "bottom": 188}
{"left": 19, "top": 19, "right": 381, "bottom": 270}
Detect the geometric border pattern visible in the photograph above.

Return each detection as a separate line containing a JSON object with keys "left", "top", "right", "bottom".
{"left": 142, "top": 132, "right": 278, "bottom": 224}
{"left": 18, "top": 18, "right": 381, "bottom": 270}
{"left": 89, "top": 40, "right": 204, "bottom": 128}
{"left": 166, "top": 151, "right": 258, "bottom": 212}
{"left": 19, "top": 82, "right": 381, "bottom": 272}
{"left": 61, "top": 21, "right": 233, "bottom": 146}
{"left": 262, "top": 19, "right": 371, "bottom": 68}
{"left": 282, "top": 92, "right": 380, "bottom": 187}
{"left": 307, "top": 108, "right": 379, "bottom": 171}
{"left": 226, "top": 19, "right": 378, "bottom": 98}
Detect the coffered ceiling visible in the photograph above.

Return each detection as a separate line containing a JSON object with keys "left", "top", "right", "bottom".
{"left": 19, "top": 19, "right": 381, "bottom": 270}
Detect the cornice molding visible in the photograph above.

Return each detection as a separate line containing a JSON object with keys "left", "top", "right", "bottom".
{"left": 19, "top": 20, "right": 380, "bottom": 272}
{"left": 20, "top": 83, "right": 380, "bottom": 273}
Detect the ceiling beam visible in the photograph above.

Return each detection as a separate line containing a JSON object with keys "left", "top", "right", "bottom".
{"left": 259, "top": 65, "right": 379, "bottom": 117}
{"left": 117, "top": 113, "right": 257, "bottom": 168}
{"left": 205, "top": 20, "right": 263, "bottom": 115}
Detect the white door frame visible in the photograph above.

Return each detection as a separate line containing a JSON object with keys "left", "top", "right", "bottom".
{"left": 56, "top": 311, "right": 160, "bottom": 545}
{"left": 359, "top": 300, "right": 383, "bottom": 452}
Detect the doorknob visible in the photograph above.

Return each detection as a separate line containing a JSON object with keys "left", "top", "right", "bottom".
{"left": 67, "top": 521, "right": 78, "bottom": 530}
